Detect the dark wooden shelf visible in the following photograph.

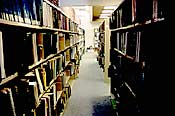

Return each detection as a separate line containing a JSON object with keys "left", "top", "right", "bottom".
{"left": 114, "top": 48, "right": 134, "bottom": 61}
{"left": 110, "top": 18, "right": 165, "bottom": 32}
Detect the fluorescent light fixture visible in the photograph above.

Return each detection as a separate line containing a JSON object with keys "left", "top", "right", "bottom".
{"left": 101, "top": 9, "right": 114, "bottom": 14}
{"left": 103, "top": 6, "right": 118, "bottom": 10}
{"left": 100, "top": 13, "right": 111, "bottom": 16}
{"left": 99, "top": 13, "right": 111, "bottom": 18}
{"left": 99, "top": 16, "right": 109, "bottom": 19}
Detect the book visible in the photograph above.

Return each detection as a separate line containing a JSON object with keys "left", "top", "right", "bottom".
{"left": 52, "top": 8, "right": 58, "bottom": 28}
{"left": 14, "top": 0, "right": 24, "bottom": 23}
{"left": 2, "top": 31, "right": 32, "bottom": 76}
{"left": 42, "top": 1, "right": 47, "bottom": 27}
{"left": 7, "top": 0, "right": 15, "bottom": 21}
{"left": 43, "top": 95, "right": 52, "bottom": 116}
{"left": 65, "top": 49, "right": 70, "bottom": 61}
{"left": 0, "top": 0, "right": 4, "bottom": 19}
{"left": 65, "top": 34, "right": 70, "bottom": 47}
{"left": 11, "top": 0, "right": 19, "bottom": 22}
{"left": 58, "top": 33, "right": 65, "bottom": 51}
{"left": 36, "top": 97, "right": 48, "bottom": 116}
{"left": 56, "top": 74, "right": 63, "bottom": 91}
{"left": 37, "top": 33, "right": 44, "bottom": 60}
{"left": 0, "top": 31, "right": 6, "bottom": 80}
{"left": 28, "top": 81, "right": 40, "bottom": 109}
{"left": 32, "top": 33, "right": 44, "bottom": 93}
{"left": 0, "top": 88, "right": 16, "bottom": 116}
{"left": 28, "top": 0, "right": 38, "bottom": 25}
{"left": 43, "top": 33, "right": 52, "bottom": 59}
{"left": 51, "top": 34, "right": 58, "bottom": 54}
{"left": 35, "top": 0, "right": 43, "bottom": 25}
{"left": 44, "top": 62, "right": 53, "bottom": 87}
{"left": 48, "top": 0, "right": 59, "bottom": 6}
{"left": 21, "top": 0, "right": 32, "bottom": 24}
{"left": 56, "top": 55, "right": 63, "bottom": 74}
{"left": 3, "top": 0, "right": 10, "bottom": 21}
{"left": 55, "top": 97, "right": 64, "bottom": 116}
{"left": 20, "top": 33, "right": 35, "bottom": 70}
{"left": 133, "top": 0, "right": 153, "bottom": 23}
{"left": 38, "top": 68, "right": 47, "bottom": 90}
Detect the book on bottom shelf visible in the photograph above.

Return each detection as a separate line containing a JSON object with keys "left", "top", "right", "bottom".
{"left": 43, "top": 95, "right": 52, "bottom": 116}
{"left": 36, "top": 97, "right": 47, "bottom": 116}
{"left": 0, "top": 88, "right": 16, "bottom": 116}
{"left": 55, "top": 97, "right": 64, "bottom": 116}
{"left": 28, "top": 81, "right": 40, "bottom": 109}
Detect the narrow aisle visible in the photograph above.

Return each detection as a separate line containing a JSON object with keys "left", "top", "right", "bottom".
{"left": 63, "top": 50, "right": 113, "bottom": 116}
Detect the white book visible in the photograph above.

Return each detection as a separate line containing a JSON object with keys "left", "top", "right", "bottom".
{"left": 0, "top": 31, "right": 6, "bottom": 79}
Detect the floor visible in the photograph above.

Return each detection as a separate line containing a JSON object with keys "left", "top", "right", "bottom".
{"left": 63, "top": 50, "right": 115, "bottom": 116}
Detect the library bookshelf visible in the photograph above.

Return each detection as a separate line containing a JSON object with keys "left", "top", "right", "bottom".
{"left": 108, "top": 0, "right": 167, "bottom": 116}
{"left": 0, "top": 0, "right": 85, "bottom": 116}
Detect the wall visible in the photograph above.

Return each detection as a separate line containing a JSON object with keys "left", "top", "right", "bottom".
{"left": 73, "top": 6, "right": 103, "bottom": 50}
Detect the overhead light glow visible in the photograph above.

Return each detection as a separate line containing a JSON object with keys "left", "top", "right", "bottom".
{"left": 101, "top": 9, "right": 114, "bottom": 14}
{"left": 99, "top": 16, "right": 108, "bottom": 19}
{"left": 103, "top": 6, "right": 118, "bottom": 10}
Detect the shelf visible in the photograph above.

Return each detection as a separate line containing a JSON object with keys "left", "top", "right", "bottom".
{"left": 0, "top": 72, "right": 18, "bottom": 87}
{"left": 110, "top": 18, "right": 165, "bottom": 32}
{"left": 114, "top": 48, "right": 134, "bottom": 61}
{"left": 0, "top": 40, "right": 80, "bottom": 88}
{"left": 0, "top": 19, "right": 75, "bottom": 33}
{"left": 44, "top": 0, "right": 68, "bottom": 19}
{"left": 124, "top": 82, "right": 136, "bottom": 98}
{"left": 29, "top": 46, "right": 71, "bottom": 71}
{"left": 0, "top": 19, "right": 41, "bottom": 30}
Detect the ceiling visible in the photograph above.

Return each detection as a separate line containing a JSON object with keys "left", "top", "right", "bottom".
{"left": 60, "top": 0, "right": 123, "bottom": 21}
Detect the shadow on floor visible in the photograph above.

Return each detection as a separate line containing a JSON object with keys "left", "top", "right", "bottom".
{"left": 92, "top": 96, "right": 117, "bottom": 116}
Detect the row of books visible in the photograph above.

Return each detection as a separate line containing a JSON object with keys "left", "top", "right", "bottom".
{"left": 110, "top": 0, "right": 166, "bottom": 29}
{"left": 110, "top": 30, "right": 141, "bottom": 62}
{"left": 0, "top": 78, "right": 72, "bottom": 116}
{"left": 109, "top": 55, "right": 144, "bottom": 115}
{"left": 0, "top": 0, "right": 80, "bottom": 32}
{"left": 0, "top": 0, "right": 43, "bottom": 25}
{"left": 0, "top": 32, "right": 81, "bottom": 116}
{"left": 96, "top": 21, "right": 105, "bottom": 70}
{"left": 0, "top": 29, "right": 82, "bottom": 83}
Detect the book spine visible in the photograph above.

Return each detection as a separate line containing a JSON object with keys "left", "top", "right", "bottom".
{"left": 7, "top": 0, "right": 15, "bottom": 21}
{"left": 15, "top": 0, "right": 24, "bottom": 23}
{"left": 21, "top": 0, "right": 31, "bottom": 24}
{"left": 11, "top": 0, "right": 19, "bottom": 22}
{"left": 29, "top": 81, "right": 40, "bottom": 109}
{"left": 58, "top": 33, "right": 65, "bottom": 51}
{"left": 0, "top": 88, "right": 16, "bottom": 116}
{"left": 35, "top": 0, "right": 43, "bottom": 26}
{"left": 3, "top": 0, "right": 10, "bottom": 21}
{"left": 28, "top": 0, "right": 38, "bottom": 25}
{"left": 37, "top": 33, "right": 44, "bottom": 60}
{"left": 0, "top": 31, "right": 6, "bottom": 80}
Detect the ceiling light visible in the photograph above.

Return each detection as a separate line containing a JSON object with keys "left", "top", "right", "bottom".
{"left": 99, "top": 13, "right": 111, "bottom": 18}
{"left": 99, "top": 16, "right": 109, "bottom": 19}
{"left": 101, "top": 9, "right": 114, "bottom": 14}
{"left": 103, "top": 6, "right": 118, "bottom": 10}
{"left": 100, "top": 13, "right": 111, "bottom": 16}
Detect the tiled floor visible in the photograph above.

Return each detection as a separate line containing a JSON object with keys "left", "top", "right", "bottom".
{"left": 63, "top": 50, "right": 114, "bottom": 116}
